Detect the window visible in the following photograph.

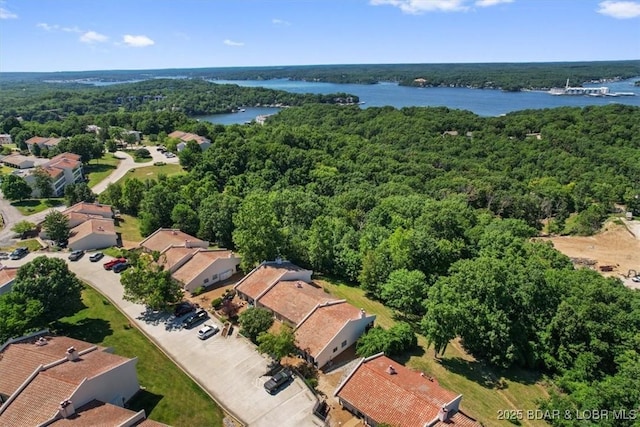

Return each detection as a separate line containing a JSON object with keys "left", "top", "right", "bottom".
{"left": 204, "top": 278, "right": 209, "bottom": 284}
{"left": 332, "top": 347, "right": 337, "bottom": 353}
{"left": 212, "top": 274, "right": 218, "bottom": 281}
{"left": 341, "top": 340, "right": 347, "bottom": 348}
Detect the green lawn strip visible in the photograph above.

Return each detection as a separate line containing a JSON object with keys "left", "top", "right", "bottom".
{"left": 11, "top": 198, "right": 64, "bottom": 215}
{"left": 318, "top": 278, "right": 550, "bottom": 427}
{"left": 118, "top": 163, "right": 185, "bottom": 184}
{"left": 56, "top": 286, "right": 224, "bottom": 427}
{"left": 85, "top": 155, "right": 121, "bottom": 188}
{"left": 1, "top": 238, "right": 45, "bottom": 252}
{"left": 115, "top": 213, "right": 143, "bottom": 243}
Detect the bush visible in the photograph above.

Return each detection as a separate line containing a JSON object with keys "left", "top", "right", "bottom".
{"left": 192, "top": 286, "right": 205, "bottom": 296}
{"left": 134, "top": 148, "right": 151, "bottom": 158}
{"left": 211, "top": 297, "right": 223, "bottom": 309}
{"left": 154, "top": 161, "right": 166, "bottom": 166}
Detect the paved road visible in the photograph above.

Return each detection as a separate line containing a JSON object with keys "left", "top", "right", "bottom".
{"left": 0, "top": 146, "right": 179, "bottom": 246}
{"left": 3, "top": 252, "right": 321, "bottom": 427}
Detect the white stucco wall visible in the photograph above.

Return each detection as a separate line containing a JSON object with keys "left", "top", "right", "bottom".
{"left": 69, "top": 357, "right": 139, "bottom": 409}
{"left": 183, "top": 256, "right": 241, "bottom": 293}
{"left": 314, "top": 314, "right": 376, "bottom": 368}
{"left": 69, "top": 233, "right": 118, "bottom": 251}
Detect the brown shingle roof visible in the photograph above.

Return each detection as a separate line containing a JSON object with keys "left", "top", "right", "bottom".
{"left": 40, "top": 165, "right": 64, "bottom": 179}
{"left": 68, "top": 218, "right": 116, "bottom": 246}
{"left": 49, "top": 400, "right": 141, "bottom": 426}
{"left": 139, "top": 228, "right": 208, "bottom": 253}
{"left": 295, "top": 301, "right": 363, "bottom": 357}
{"left": 48, "top": 156, "right": 82, "bottom": 171}
{"left": 158, "top": 246, "right": 199, "bottom": 271}
{"left": 259, "top": 280, "right": 337, "bottom": 325}
{"left": 63, "top": 202, "right": 113, "bottom": 218}
{"left": 0, "top": 336, "right": 93, "bottom": 398}
{"left": 51, "top": 152, "right": 81, "bottom": 162}
{"left": 168, "top": 130, "right": 207, "bottom": 144}
{"left": 172, "top": 249, "right": 236, "bottom": 285}
{"left": 235, "top": 262, "right": 305, "bottom": 301}
{"left": 0, "top": 266, "right": 18, "bottom": 286}
{"left": 0, "top": 336, "right": 136, "bottom": 427}
{"left": 335, "top": 354, "right": 480, "bottom": 427}
{"left": 26, "top": 136, "right": 62, "bottom": 147}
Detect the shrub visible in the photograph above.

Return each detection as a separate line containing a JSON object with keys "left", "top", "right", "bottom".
{"left": 211, "top": 297, "right": 223, "bottom": 309}
{"left": 192, "top": 286, "right": 205, "bottom": 296}
{"left": 154, "top": 161, "right": 166, "bottom": 166}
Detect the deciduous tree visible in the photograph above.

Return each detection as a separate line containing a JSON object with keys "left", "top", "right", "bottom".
{"left": 1, "top": 174, "right": 32, "bottom": 201}
{"left": 42, "top": 210, "right": 70, "bottom": 244}
{"left": 238, "top": 307, "right": 274, "bottom": 342}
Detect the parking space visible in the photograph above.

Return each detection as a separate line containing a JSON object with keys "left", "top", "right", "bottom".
{"left": 4, "top": 252, "right": 322, "bottom": 427}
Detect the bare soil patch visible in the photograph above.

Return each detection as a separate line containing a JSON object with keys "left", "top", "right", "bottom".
{"left": 543, "top": 219, "right": 640, "bottom": 289}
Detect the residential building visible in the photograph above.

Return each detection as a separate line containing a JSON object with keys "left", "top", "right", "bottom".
{"left": 63, "top": 201, "right": 114, "bottom": 222}
{"left": 334, "top": 353, "right": 480, "bottom": 427}
{"left": 25, "top": 136, "right": 62, "bottom": 153}
{"left": 159, "top": 248, "right": 241, "bottom": 293}
{"left": 235, "top": 260, "right": 375, "bottom": 368}
{"left": 0, "top": 134, "right": 13, "bottom": 144}
{"left": 68, "top": 218, "right": 118, "bottom": 251}
{"left": 168, "top": 131, "right": 211, "bottom": 152}
{"left": 24, "top": 153, "right": 84, "bottom": 197}
{"left": 235, "top": 260, "right": 312, "bottom": 304}
{"left": 0, "top": 266, "right": 19, "bottom": 296}
{"left": 0, "top": 154, "right": 35, "bottom": 169}
{"left": 295, "top": 301, "right": 375, "bottom": 368}
{"left": 0, "top": 332, "right": 165, "bottom": 426}
{"left": 139, "top": 228, "right": 208, "bottom": 254}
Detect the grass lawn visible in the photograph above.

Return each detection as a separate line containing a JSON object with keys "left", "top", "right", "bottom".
{"left": 317, "top": 278, "right": 550, "bottom": 427}
{"left": 11, "top": 198, "right": 64, "bottom": 215}
{"left": 56, "top": 286, "right": 225, "bottom": 427}
{"left": 85, "top": 155, "right": 121, "bottom": 188}
{"left": 0, "top": 238, "right": 45, "bottom": 252}
{"left": 118, "top": 163, "right": 184, "bottom": 184}
{"left": 115, "top": 213, "right": 143, "bottom": 243}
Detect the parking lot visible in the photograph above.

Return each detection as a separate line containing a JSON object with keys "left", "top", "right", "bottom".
{"left": 4, "top": 252, "right": 322, "bottom": 427}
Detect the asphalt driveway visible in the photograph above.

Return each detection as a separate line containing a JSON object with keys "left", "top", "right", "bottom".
{"left": 4, "top": 252, "right": 321, "bottom": 427}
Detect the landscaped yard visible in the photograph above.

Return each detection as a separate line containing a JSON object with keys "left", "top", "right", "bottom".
{"left": 0, "top": 238, "right": 44, "bottom": 252}
{"left": 317, "top": 278, "right": 550, "bottom": 427}
{"left": 85, "top": 155, "right": 121, "bottom": 188}
{"left": 115, "top": 213, "right": 143, "bottom": 243}
{"left": 56, "top": 286, "right": 225, "bottom": 427}
{"left": 118, "top": 163, "right": 184, "bottom": 183}
{"left": 11, "top": 198, "right": 64, "bottom": 215}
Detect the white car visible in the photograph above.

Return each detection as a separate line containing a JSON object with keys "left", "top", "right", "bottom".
{"left": 197, "top": 324, "right": 219, "bottom": 340}
{"left": 632, "top": 276, "right": 640, "bottom": 283}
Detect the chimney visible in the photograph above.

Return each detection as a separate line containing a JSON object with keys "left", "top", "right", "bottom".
{"left": 360, "top": 308, "right": 366, "bottom": 318}
{"left": 185, "top": 239, "right": 191, "bottom": 248}
{"left": 386, "top": 365, "right": 397, "bottom": 375}
{"left": 296, "top": 282, "right": 303, "bottom": 288}
{"left": 59, "top": 400, "right": 75, "bottom": 418}
{"left": 438, "top": 405, "right": 450, "bottom": 422}
{"left": 172, "top": 230, "right": 178, "bottom": 235}
{"left": 66, "top": 346, "right": 79, "bottom": 361}
{"left": 275, "top": 257, "right": 282, "bottom": 265}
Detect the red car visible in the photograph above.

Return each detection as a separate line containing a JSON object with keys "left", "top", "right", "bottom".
{"left": 103, "top": 257, "right": 127, "bottom": 270}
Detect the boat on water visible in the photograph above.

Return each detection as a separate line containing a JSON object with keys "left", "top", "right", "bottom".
{"left": 549, "top": 79, "right": 636, "bottom": 97}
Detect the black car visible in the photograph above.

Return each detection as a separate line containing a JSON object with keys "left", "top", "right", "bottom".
{"left": 264, "top": 369, "right": 293, "bottom": 395}
{"left": 183, "top": 309, "right": 208, "bottom": 329}
{"left": 68, "top": 250, "right": 85, "bottom": 261}
{"left": 9, "top": 247, "right": 28, "bottom": 260}
{"left": 89, "top": 252, "right": 104, "bottom": 262}
{"left": 174, "top": 301, "right": 196, "bottom": 317}
{"left": 113, "top": 262, "right": 130, "bottom": 273}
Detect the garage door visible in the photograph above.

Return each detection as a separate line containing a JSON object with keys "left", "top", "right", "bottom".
{"left": 220, "top": 269, "right": 233, "bottom": 281}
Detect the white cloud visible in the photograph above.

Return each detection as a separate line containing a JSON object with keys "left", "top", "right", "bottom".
{"left": 369, "top": 0, "right": 469, "bottom": 14}
{"left": 80, "top": 31, "right": 108, "bottom": 44}
{"left": 123, "top": 34, "right": 155, "bottom": 47}
{"left": 272, "top": 18, "right": 291, "bottom": 26}
{"left": 37, "top": 23, "right": 81, "bottom": 33}
{"left": 0, "top": 7, "right": 17, "bottom": 19}
{"left": 223, "top": 39, "right": 244, "bottom": 47}
{"left": 475, "top": 0, "right": 513, "bottom": 7}
{"left": 597, "top": 1, "right": 640, "bottom": 18}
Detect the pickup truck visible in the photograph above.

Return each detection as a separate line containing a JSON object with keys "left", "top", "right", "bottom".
{"left": 103, "top": 257, "right": 127, "bottom": 270}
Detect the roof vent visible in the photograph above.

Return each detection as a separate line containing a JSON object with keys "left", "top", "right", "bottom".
{"left": 386, "top": 365, "right": 397, "bottom": 375}
{"left": 59, "top": 400, "right": 75, "bottom": 418}
{"left": 438, "top": 405, "right": 450, "bottom": 422}
{"left": 34, "top": 337, "right": 48, "bottom": 346}
{"left": 360, "top": 308, "right": 366, "bottom": 318}
{"left": 66, "top": 346, "right": 79, "bottom": 361}
{"left": 296, "top": 282, "right": 303, "bottom": 288}
{"left": 172, "top": 230, "right": 178, "bottom": 235}
{"left": 275, "top": 257, "right": 282, "bottom": 265}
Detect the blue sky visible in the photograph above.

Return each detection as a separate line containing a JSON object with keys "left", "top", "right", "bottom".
{"left": 0, "top": 0, "right": 639, "bottom": 72}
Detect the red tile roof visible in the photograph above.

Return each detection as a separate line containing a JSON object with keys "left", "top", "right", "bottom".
{"left": 295, "top": 301, "right": 364, "bottom": 357}
{"left": 158, "top": 246, "right": 199, "bottom": 271}
{"left": 39, "top": 165, "right": 64, "bottom": 179}
{"left": 335, "top": 354, "right": 480, "bottom": 427}
{"left": 68, "top": 218, "right": 116, "bottom": 246}
{"left": 235, "top": 262, "right": 307, "bottom": 301}
{"left": 26, "top": 136, "right": 62, "bottom": 146}
{"left": 259, "top": 280, "right": 337, "bottom": 325}
{"left": 49, "top": 400, "right": 142, "bottom": 426}
{"left": 168, "top": 130, "right": 208, "bottom": 144}
{"left": 0, "top": 265, "right": 18, "bottom": 286}
{"left": 51, "top": 152, "right": 81, "bottom": 162}
{"left": 139, "top": 228, "right": 208, "bottom": 253}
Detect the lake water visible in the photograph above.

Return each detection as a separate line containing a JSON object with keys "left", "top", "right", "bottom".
{"left": 201, "top": 77, "right": 640, "bottom": 124}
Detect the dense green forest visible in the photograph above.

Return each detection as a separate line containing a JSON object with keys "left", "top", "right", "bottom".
{"left": 2, "top": 60, "right": 638, "bottom": 91}
{"left": 0, "top": 78, "right": 358, "bottom": 121}
{"left": 2, "top": 91, "right": 640, "bottom": 424}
